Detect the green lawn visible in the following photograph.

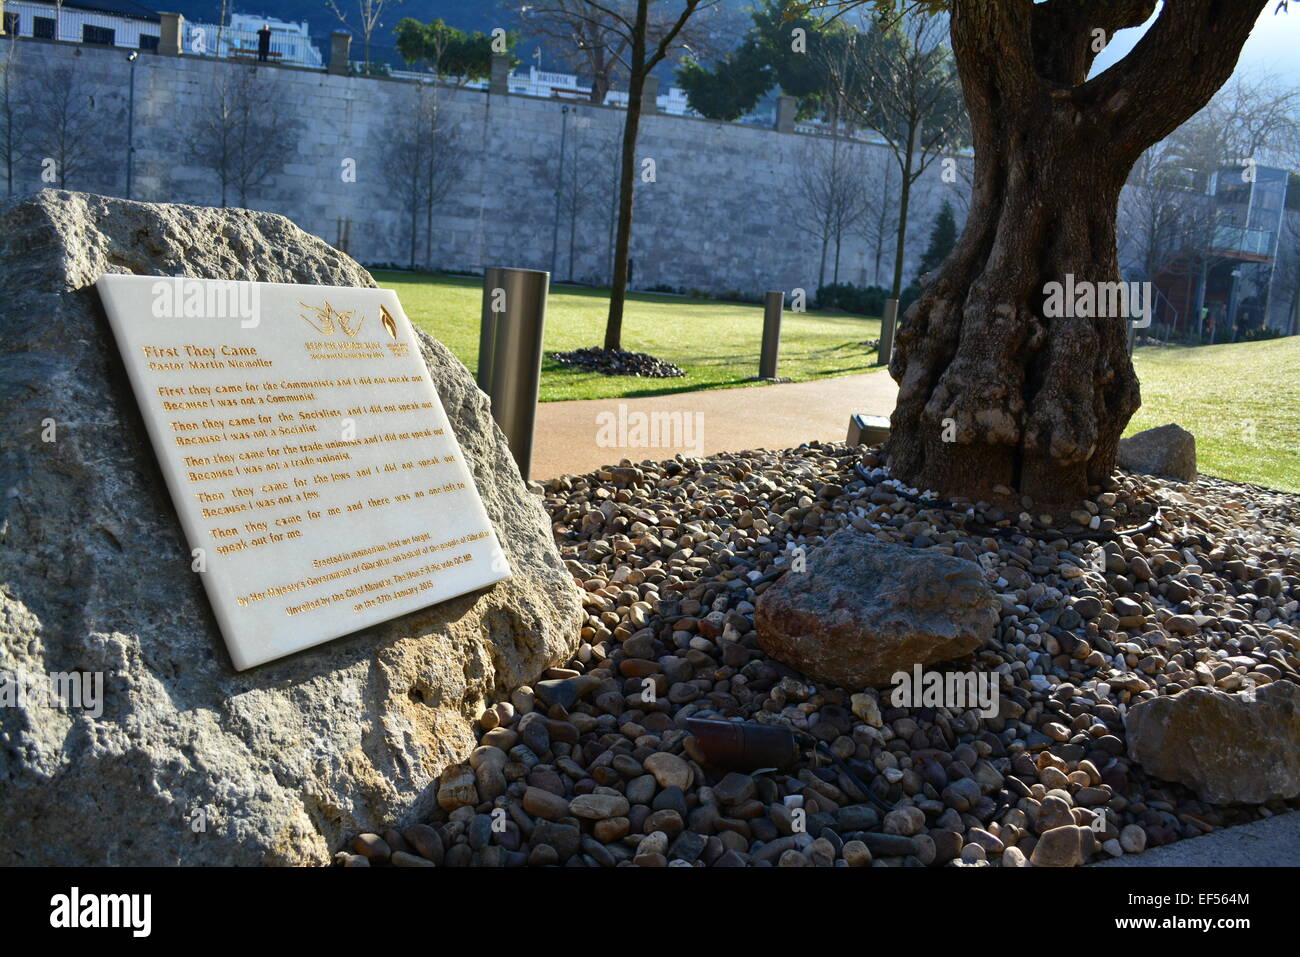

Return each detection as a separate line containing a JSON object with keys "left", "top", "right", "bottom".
{"left": 375, "top": 271, "right": 881, "bottom": 402}
{"left": 377, "top": 271, "right": 1298, "bottom": 493}
{"left": 1129, "top": 337, "right": 1300, "bottom": 493}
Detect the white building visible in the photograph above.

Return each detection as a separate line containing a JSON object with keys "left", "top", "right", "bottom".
{"left": 0, "top": 2, "right": 322, "bottom": 68}
{"left": 2, "top": 0, "right": 162, "bottom": 49}
{"left": 183, "top": 14, "right": 323, "bottom": 68}
{"left": 403, "top": 64, "right": 702, "bottom": 118}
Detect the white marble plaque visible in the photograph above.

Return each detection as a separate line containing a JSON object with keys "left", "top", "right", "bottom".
{"left": 96, "top": 275, "right": 511, "bottom": 670}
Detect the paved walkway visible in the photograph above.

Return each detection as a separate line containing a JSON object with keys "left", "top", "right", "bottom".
{"left": 1091, "top": 811, "right": 1300, "bottom": 867}
{"left": 530, "top": 371, "right": 899, "bottom": 480}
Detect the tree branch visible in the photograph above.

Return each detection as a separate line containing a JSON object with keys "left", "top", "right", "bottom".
{"left": 1083, "top": 0, "right": 1270, "bottom": 158}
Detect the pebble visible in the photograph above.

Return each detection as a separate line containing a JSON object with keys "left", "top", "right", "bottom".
{"left": 343, "top": 445, "right": 1299, "bottom": 868}
{"left": 1120, "top": 824, "right": 1148, "bottom": 853}
{"left": 351, "top": 833, "right": 390, "bottom": 863}
{"left": 842, "top": 840, "right": 872, "bottom": 866}
{"left": 523, "top": 786, "right": 570, "bottom": 821}
{"left": 1030, "top": 825, "right": 1084, "bottom": 867}
{"left": 550, "top": 347, "right": 686, "bottom": 379}
{"left": 883, "top": 806, "right": 925, "bottom": 836}
{"left": 643, "top": 752, "right": 693, "bottom": 790}
{"left": 569, "top": 793, "right": 630, "bottom": 820}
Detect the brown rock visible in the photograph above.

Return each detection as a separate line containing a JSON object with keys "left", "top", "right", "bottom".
{"left": 1030, "top": 825, "right": 1084, "bottom": 867}
{"left": 0, "top": 191, "right": 584, "bottom": 865}
{"left": 754, "top": 530, "right": 998, "bottom": 688}
{"left": 1118, "top": 423, "right": 1196, "bottom": 482}
{"left": 1126, "top": 682, "right": 1300, "bottom": 804}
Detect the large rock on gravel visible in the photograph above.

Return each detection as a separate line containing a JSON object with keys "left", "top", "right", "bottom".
{"left": 1118, "top": 423, "right": 1196, "bottom": 482}
{"left": 0, "top": 191, "right": 583, "bottom": 865}
{"left": 1126, "top": 683, "right": 1300, "bottom": 804}
{"left": 754, "top": 529, "right": 998, "bottom": 689}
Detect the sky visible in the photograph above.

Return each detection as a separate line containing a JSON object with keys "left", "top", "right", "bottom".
{"left": 1091, "top": 3, "right": 1300, "bottom": 88}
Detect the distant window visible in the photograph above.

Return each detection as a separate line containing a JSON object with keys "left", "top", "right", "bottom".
{"left": 1216, "top": 181, "right": 1250, "bottom": 205}
{"left": 83, "top": 25, "right": 115, "bottom": 46}
{"left": 1285, "top": 175, "right": 1300, "bottom": 213}
{"left": 33, "top": 17, "right": 55, "bottom": 40}
{"left": 2, "top": 12, "right": 18, "bottom": 36}
{"left": 139, "top": 34, "right": 159, "bottom": 51}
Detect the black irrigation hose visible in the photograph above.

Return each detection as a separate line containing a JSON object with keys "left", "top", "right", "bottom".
{"left": 851, "top": 461, "right": 1163, "bottom": 543}
{"left": 794, "top": 730, "right": 896, "bottom": 814}
{"left": 804, "top": 730, "right": 1020, "bottom": 819}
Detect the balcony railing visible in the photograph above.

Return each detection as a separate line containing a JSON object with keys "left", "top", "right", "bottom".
{"left": 1210, "top": 225, "right": 1274, "bottom": 258}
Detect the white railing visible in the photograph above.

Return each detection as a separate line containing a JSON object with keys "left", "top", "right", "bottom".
{"left": 184, "top": 22, "right": 324, "bottom": 69}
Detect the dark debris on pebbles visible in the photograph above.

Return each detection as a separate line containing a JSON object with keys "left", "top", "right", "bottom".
{"left": 341, "top": 443, "right": 1300, "bottom": 868}
{"left": 549, "top": 347, "right": 686, "bottom": 378}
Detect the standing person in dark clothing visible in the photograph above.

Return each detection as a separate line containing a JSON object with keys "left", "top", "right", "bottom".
{"left": 257, "top": 23, "right": 271, "bottom": 62}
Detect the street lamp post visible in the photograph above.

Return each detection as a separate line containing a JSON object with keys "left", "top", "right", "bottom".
{"left": 125, "top": 51, "right": 138, "bottom": 200}
{"left": 550, "top": 104, "right": 569, "bottom": 278}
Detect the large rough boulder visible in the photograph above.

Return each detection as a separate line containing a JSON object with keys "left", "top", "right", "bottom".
{"left": 754, "top": 529, "right": 998, "bottom": 689}
{"left": 1118, "top": 423, "right": 1197, "bottom": 482}
{"left": 1125, "top": 682, "right": 1300, "bottom": 804}
{"left": 0, "top": 191, "right": 583, "bottom": 865}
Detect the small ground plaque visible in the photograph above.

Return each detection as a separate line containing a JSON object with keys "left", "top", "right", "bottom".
{"left": 97, "top": 275, "right": 511, "bottom": 669}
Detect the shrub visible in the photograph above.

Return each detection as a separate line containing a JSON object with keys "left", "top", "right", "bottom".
{"left": 1241, "top": 325, "right": 1283, "bottom": 342}
{"left": 816, "top": 282, "right": 888, "bottom": 316}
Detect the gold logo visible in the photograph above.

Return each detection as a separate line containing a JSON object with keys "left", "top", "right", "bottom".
{"left": 298, "top": 300, "right": 364, "bottom": 338}
{"left": 380, "top": 304, "right": 398, "bottom": 340}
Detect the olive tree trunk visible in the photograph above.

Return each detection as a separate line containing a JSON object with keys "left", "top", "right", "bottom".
{"left": 885, "top": 0, "right": 1267, "bottom": 506}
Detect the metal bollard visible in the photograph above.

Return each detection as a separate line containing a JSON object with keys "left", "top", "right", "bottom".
{"left": 760, "top": 290, "right": 783, "bottom": 379}
{"left": 875, "top": 298, "right": 898, "bottom": 367}
{"left": 479, "top": 267, "right": 548, "bottom": 480}
{"left": 477, "top": 266, "right": 506, "bottom": 390}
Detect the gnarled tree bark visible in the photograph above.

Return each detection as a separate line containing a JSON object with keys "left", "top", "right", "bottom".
{"left": 885, "top": 0, "right": 1268, "bottom": 506}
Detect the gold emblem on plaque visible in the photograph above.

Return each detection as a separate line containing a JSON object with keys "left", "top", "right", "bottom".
{"left": 298, "top": 300, "right": 364, "bottom": 338}
{"left": 380, "top": 305, "right": 399, "bottom": 340}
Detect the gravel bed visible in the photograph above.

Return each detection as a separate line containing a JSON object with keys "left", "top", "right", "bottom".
{"left": 340, "top": 443, "right": 1300, "bottom": 867}
{"left": 549, "top": 347, "right": 686, "bottom": 378}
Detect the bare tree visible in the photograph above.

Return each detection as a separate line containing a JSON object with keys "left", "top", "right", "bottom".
{"left": 1119, "top": 74, "right": 1300, "bottom": 339}
{"left": 795, "top": 136, "right": 869, "bottom": 288}
{"left": 515, "top": 1, "right": 726, "bottom": 341}
{"left": 1, "top": 34, "right": 21, "bottom": 198}
{"left": 190, "top": 68, "right": 299, "bottom": 207}
{"left": 384, "top": 83, "right": 461, "bottom": 269}
{"left": 1166, "top": 71, "right": 1300, "bottom": 174}
{"left": 559, "top": 1, "right": 721, "bottom": 349}
{"left": 326, "top": 0, "right": 404, "bottom": 72}
{"left": 28, "top": 67, "right": 98, "bottom": 189}
{"left": 829, "top": 15, "right": 967, "bottom": 300}
{"left": 513, "top": 1, "right": 632, "bottom": 105}
{"left": 853, "top": 147, "right": 900, "bottom": 287}
{"left": 556, "top": 118, "right": 620, "bottom": 282}
{"left": 1118, "top": 146, "right": 1214, "bottom": 339}
{"left": 1120, "top": 142, "right": 1185, "bottom": 281}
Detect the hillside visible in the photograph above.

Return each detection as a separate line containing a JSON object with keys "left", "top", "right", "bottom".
{"left": 165, "top": 0, "right": 749, "bottom": 69}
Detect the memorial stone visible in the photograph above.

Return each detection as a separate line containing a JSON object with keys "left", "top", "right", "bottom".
{"left": 98, "top": 275, "right": 511, "bottom": 669}
{"left": 0, "top": 191, "right": 582, "bottom": 865}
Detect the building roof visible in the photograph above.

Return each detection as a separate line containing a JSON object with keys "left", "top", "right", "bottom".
{"left": 31, "top": 0, "right": 162, "bottom": 22}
